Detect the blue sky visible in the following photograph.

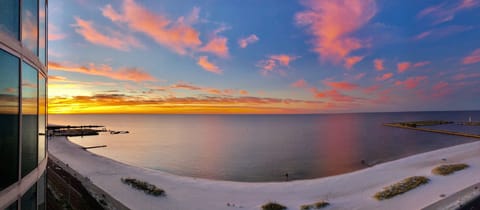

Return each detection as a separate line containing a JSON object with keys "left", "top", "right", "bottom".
{"left": 47, "top": 0, "right": 480, "bottom": 114}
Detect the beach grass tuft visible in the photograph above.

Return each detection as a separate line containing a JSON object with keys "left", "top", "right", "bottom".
{"left": 300, "top": 200, "right": 330, "bottom": 209}
{"left": 261, "top": 201, "right": 286, "bottom": 210}
{"left": 374, "top": 176, "right": 429, "bottom": 200}
{"left": 432, "top": 163, "right": 469, "bottom": 175}
{"left": 121, "top": 177, "right": 165, "bottom": 196}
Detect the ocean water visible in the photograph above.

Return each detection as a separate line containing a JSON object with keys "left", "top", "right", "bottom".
{"left": 49, "top": 111, "right": 480, "bottom": 182}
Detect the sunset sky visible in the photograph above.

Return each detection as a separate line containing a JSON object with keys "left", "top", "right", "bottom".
{"left": 47, "top": 0, "right": 480, "bottom": 114}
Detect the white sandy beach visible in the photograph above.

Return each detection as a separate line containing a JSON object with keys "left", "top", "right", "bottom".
{"left": 48, "top": 136, "right": 480, "bottom": 210}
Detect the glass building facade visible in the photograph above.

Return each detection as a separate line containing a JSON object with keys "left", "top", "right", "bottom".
{"left": 0, "top": 0, "right": 48, "bottom": 209}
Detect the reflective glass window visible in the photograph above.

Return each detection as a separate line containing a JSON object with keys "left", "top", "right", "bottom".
{"left": 39, "top": 0, "right": 46, "bottom": 64}
{"left": 22, "top": 0, "right": 39, "bottom": 55}
{"left": 20, "top": 184, "right": 36, "bottom": 210}
{"left": 37, "top": 172, "right": 46, "bottom": 210}
{"left": 0, "top": 49, "right": 20, "bottom": 190}
{"left": 38, "top": 75, "right": 46, "bottom": 163}
{"left": 0, "top": 0, "right": 20, "bottom": 39}
{"left": 21, "top": 63, "right": 38, "bottom": 177}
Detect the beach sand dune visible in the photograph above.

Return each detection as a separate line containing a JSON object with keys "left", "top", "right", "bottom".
{"left": 49, "top": 136, "right": 480, "bottom": 210}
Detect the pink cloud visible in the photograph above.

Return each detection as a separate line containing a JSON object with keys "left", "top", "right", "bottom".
{"left": 376, "top": 73, "right": 393, "bottom": 81}
{"left": 48, "top": 23, "right": 66, "bottom": 41}
{"left": 463, "top": 48, "right": 480, "bottom": 64}
{"left": 238, "top": 34, "right": 259, "bottom": 48}
{"left": 413, "top": 61, "right": 431, "bottom": 67}
{"left": 417, "top": 0, "right": 479, "bottom": 25}
{"left": 344, "top": 56, "right": 364, "bottom": 69}
{"left": 395, "top": 76, "right": 427, "bottom": 89}
{"left": 72, "top": 17, "right": 142, "bottom": 51}
{"left": 324, "top": 81, "right": 358, "bottom": 90}
{"left": 374, "top": 59, "right": 385, "bottom": 71}
{"left": 432, "top": 81, "right": 453, "bottom": 98}
{"left": 414, "top": 31, "right": 432, "bottom": 40}
{"left": 453, "top": 72, "right": 480, "bottom": 80}
{"left": 291, "top": 79, "right": 308, "bottom": 88}
{"left": 414, "top": 26, "right": 472, "bottom": 41}
{"left": 397, "top": 62, "right": 411, "bottom": 73}
{"left": 197, "top": 56, "right": 222, "bottom": 74}
{"left": 102, "top": 0, "right": 202, "bottom": 54}
{"left": 354, "top": 72, "right": 366, "bottom": 80}
{"left": 433, "top": 81, "right": 448, "bottom": 91}
{"left": 295, "top": 0, "right": 376, "bottom": 66}
{"left": 48, "top": 61, "right": 156, "bottom": 82}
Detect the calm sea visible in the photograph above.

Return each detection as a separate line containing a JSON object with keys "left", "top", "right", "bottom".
{"left": 49, "top": 111, "right": 480, "bottom": 182}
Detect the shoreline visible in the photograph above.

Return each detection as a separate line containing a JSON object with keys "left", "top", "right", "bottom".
{"left": 49, "top": 136, "right": 480, "bottom": 210}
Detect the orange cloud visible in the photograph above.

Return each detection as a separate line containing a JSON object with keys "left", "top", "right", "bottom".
{"left": 376, "top": 73, "right": 393, "bottom": 81}
{"left": 374, "top": 59, "right": 385, "bottom": 71}
{"left": 168, "top": 82, "right": 249, "bottom": 96}
{"left": 48, "top": 61, "right": 156, "bottom": 82}
{"left": 102, "top": 0, "right": 201, "bottom": 54}
{"left": 395, "top": 76, "right": 427, "bottom": 89}
{"left": 417, "top": 0, "right": 479, "bottom": 25}
{"left": 463, "top": 48, "right": 480, "bottom": 64}
{"left": 291, "top": 79, "right": 308, "bottom": 88}
{"left": 344, "top": 56, "right": 364, "bottom": 69}
{"left": 48, "top": 94, "right": 322, "bottom": 114}
{"left": 199, "top": 36, "right": 229, "bottom": 57}
{"left": 239, "top": 90, "right": 249, "bottom": 95}
{"left": 258, "top": 54, "right": 298, "bottom": 76}
{"left": 48, "top": 75, "right": 67, "bottom": 82}
{"left": 295, "top": 0, "right": 376, "bottom": 66}
{"left": 413, "top": 61, "right": 431, "bottom": 67}
{"left": 311, "top": 88, "right": 359, "bottom": 103}
{"left": 238, "top": 34, "right": 259, "bottom": 48}
{"left": 197, "top": 56, "right": 222, "bottom": 74}
{"left": 397, "top": 62, "right": 411, "bottom": 73}
{"left": 72, "top": 17, "right": 142, "bottom": 51}
{"left": 323, "top": 81, "right": 358, "bottom": 90}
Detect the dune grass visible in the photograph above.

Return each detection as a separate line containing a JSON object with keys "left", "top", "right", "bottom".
{"left": 261, "top": 202, "right": 286, "bottom": 210}
{"left": 432, "top": 163, "right": 469, "bottom": 175}
{"left": 374, "top": 176, "right": 430, "bottom": 200}
{"left": 300, "top": 200, "right": 330, "bottom": 209}
{"left": 121, "top": 177, "right": 165, "bottom": 196}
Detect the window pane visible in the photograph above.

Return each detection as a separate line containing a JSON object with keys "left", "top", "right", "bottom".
{"left": 0, "top": 49, "right": 20, "bottom": 190}
{"left": 38, "top": 75, "right": 46, "bottom": 163}
{"left": 0, "top": 0, "right": 20, "bottom": 40}
{"left": 21, "top": 184, "right": 36, "bottom": 210}
{"left": 21, "top": 63, "right": 38, "bottom": 177}
{"left": 22, "top": 0, "right": 39, "bottom": 55}
{"left": 39, "top": 0, "right": 46, "bottom": 64}
{"left": 37, "top": 172, "right": 46, "bottom": 210}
